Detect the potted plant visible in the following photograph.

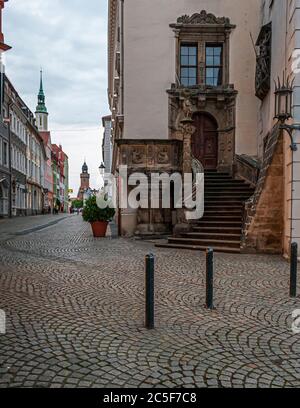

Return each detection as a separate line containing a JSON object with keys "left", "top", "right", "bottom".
{"left": 82, "top": 195, "right": 115, "bottom": 237}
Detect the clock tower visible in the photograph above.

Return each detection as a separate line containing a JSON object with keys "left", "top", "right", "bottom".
{"left": 78, "top": 161, "right": 90, "bottom": 200}
{"left": 35, "top": 69, "right": 48, "bottom": 131}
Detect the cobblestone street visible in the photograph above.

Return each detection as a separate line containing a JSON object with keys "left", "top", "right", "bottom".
{"left": 0, "top": 215, "right": 300, "bottom": 388}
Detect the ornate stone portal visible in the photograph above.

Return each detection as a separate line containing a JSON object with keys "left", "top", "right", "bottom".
{"left": 168, "top": 86, "right": 237, "bottom": 174}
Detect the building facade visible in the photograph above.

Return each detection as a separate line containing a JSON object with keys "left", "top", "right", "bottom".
{"left": 51, "top": 144, "right": 69, "bottom": 213}
{"left": 64, "top": 153, "right": 69, "bottom": 212}
{"left": 3, "top": 76, "right": 46, "bottom": 217}
{"left": 36, "top": 70, "right": 54, "bottom": 213}
{"left": 108, "top": 0, "right": 300, "bottom": 257}
{"left": 25, "top": 114, "right": 45, "bottom": 216}
{"left": 40, "top": 130, "right": 54, "bottom": 213}
{"left": 0, "top": 0, "right": 11, "bottom": 217}
{"left": 102, "top": 115, "right": 112, "bottom": 174}
{"left": 0, "top": 118, "right": 9, "bottom": 216}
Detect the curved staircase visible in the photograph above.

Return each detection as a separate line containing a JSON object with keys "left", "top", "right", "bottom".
{"left": 156, "top": 170, "right": 255, "bottom": 253}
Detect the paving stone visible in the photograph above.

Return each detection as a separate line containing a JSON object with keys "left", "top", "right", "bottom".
{"left": 0, "top": 215, "right": 299, "bottom": 388}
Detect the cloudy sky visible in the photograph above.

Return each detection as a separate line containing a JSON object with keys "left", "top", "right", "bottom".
{"left": 4, "top": 0, "right": 108, "bottom": 195}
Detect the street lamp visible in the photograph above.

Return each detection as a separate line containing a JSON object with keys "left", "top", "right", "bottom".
{"left": 274, "top": 74, "right": 298, "bottom": 151}
{"left": 274, "top": 73, "right": 299, "bottom": 250}
{"left": 99, "top": 162, "right": 106, "bottom": 178}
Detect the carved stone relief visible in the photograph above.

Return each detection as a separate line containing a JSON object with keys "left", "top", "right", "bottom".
{"left": 255, "top": 23, "right": 272, "bottom": 101}
{"left": 176, "top": 10, "right": 231, "bottom": 26}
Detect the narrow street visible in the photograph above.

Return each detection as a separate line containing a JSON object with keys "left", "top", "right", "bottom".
{"left": 0, "top": 215, "right": 300, "bottom": 388}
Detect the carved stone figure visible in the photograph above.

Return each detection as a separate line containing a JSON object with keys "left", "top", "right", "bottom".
{"left": 132, "top": 147, "right": 145, "bottom": 165}
{"left": 182, "top": 97, "right": 194, "bottom": 119}
{"left": 157, "top": 146, "right": 169, "bottom": 164}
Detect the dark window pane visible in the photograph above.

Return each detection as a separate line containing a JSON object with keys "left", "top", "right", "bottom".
{"left": 213, "top": 55, "right": 221, "bottom": 65}
{"left": 181, "top": 68, "right": 189, "bottom": 77}
{"left": 188, "top": 68, "right": 197, "bottom": 78}
{"left": 206, "top": 77, "right": 215, "bottom": 86}
{"left": 188, "top": 77, "right": 197, "bottom": 86}
{"left": 189, "top": 55, "right": 197, "bottom": 65}
{"left": 181, "top": 77, "right": 189, "bottom": 87}
{"left": 206, "top": 68, "right": 214, "bottom": 78}
{"left": 189, "top": 47, "right": 197, "bottom": 56}
{"left": 180, "top": 44, "right": 198, "bottom": 86}
{"left": 181, "top": 46, "right": 189, "bottom": 56}
{"left": 214, "top": 47, "right": 222, "bottom": 56}
{"left": 205, "top": 44, "right": 223, "bottom": 86}
{"left": 206, "top": 47, "right": 214, "bottom": 56}
{"left": 206, "top": 56, "right": 214, "bottom": 66}
{"left": 181, "top": 56, "right": 189, "bottom": 65}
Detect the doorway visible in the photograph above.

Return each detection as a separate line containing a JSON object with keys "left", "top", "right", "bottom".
{"left": 191, "top": 113, "right": 218, "bottom": 169}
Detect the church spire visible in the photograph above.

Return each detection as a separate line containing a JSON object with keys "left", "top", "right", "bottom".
{"left": 36, "top": 69, "right": 48, "bottom": 114}
{"left": 35, "top": 69, "right": 49, "bottom": 131}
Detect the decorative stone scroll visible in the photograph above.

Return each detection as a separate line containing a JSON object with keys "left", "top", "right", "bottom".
{"left": 176, "top": 10, "right": 231, "bottom": 26}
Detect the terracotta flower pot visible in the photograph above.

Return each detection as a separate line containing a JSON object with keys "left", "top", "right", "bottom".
{"left": 90, "top": 221, "right": 108, "bottom": 237}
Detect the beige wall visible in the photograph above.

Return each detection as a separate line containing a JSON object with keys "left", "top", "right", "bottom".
{"left": 123, "top": 0, "right": 261, "bottom": 157}
{"left": 259, "top": 0, "right": 300, "bottom": 257}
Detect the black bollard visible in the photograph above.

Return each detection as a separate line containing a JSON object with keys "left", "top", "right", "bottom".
{"left": 290, "top": 242, "right": 298, "bottom": 298}
{"left": 206, "top": 248, "right": 214, "bottom": 309}
{"left": 145, "top": 253, "right": 155, "bottom": 329}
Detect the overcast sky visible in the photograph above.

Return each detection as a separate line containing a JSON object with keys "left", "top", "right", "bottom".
{"left": 4, "top": 0, "right": 108, "bottom": 195}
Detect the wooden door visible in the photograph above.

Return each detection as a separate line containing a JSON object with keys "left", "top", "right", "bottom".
{"left": 191, "top": 113, "right": 218, "bottom": 169}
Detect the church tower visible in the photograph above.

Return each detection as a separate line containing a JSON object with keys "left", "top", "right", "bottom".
{"left": 78, "top": 161, "right": 90, "bottom": 200}
{"left": 35, "top": 69, "right": 48, "bottom": 131}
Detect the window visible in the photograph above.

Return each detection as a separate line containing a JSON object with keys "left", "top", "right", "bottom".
{"left": 179, "top": 43, "right": 224, "bottom": 87}
{"left": 180, "top": 44, "right": 197, "bottom": 86}
{"left": 3, "top": 142, "right": 8, "bottom": 166}
{"left": 205, "top": 44, "right": 223, "bottom": 86}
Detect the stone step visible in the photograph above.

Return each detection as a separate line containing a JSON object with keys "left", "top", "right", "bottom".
{"left": 205, "top": 201, "right": 245, "bottom": 207}
{"left": 204, "top": 173, "right": 231, "bottom": 177}
{"left": 192, "top": 226, "right": 242, "bottom": 234}
{"left": 182, "top": 232, "right": 241, "bottom": 241}
{"left": 205, "top": 188, "right": 254, "bottom": 194}
{"left": 155, "top": 242, "right": 241, "bottom": 254}
{"left": 168, "top": 237, "right": 241, "bottom": 248}
{"left": 204, "top": 210, "right": 243, "bottom": 216}
{"left": 205, "top": 180, "right": 252, "bottom": 185}
{"left": 205, "top": 186, "right": 254, "bottom": 192}
{"left": 201, "top": 215, "right": 243, "bottom": 221}
{"left": 205, "top": 196, "right": 250, "bottom": 202}
{"left": 194, "top": 220, "right": 242, "bottom": 227}
{"left": 205, "top": 190, "right": 253, "bottom": 195}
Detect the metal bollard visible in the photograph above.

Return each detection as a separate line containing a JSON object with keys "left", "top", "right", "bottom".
{"left": 290, "top": 242, "right": 298, "bottom": 298}
{"left": 145, "top": 253, "right": 155, "bottom": 329}
{"left": 206, "top": 248, "right": 214, "bottom": 309}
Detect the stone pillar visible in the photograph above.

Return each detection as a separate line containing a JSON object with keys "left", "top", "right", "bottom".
{"left": 180, "top": 119, "right": 195, "bottom": 174}
{"left": 173, "top": 118, "right": 195, "bottom": 236}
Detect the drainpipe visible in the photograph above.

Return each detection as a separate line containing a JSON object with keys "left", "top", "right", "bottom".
{"left": 120, "top": 0, "right": 124, "bottom": 116}
{"left": 7, "top": 103, "right": 12, "bottom": 218}
{"left": 117, "top": 0, "right": 124, "bottom": 236}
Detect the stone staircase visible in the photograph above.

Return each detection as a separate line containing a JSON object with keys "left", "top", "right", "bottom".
{"left": 156, "top": 170, "right": 255, "bottom": 253}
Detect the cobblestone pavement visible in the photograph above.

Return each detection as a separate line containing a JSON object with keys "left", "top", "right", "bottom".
{"left": 0, "top": 215, "right": 300, "bottom": 388}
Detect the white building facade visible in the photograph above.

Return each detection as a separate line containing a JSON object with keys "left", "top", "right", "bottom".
{"left": 108, "top": 0, "right": 300, "bottom": 257}
{"left": 102, "top": 115, "right": 112, "bottom": 174}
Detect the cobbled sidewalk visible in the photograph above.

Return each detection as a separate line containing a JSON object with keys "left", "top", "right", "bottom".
{"left": 0, "top": 216, "right": 300, "bottom": 388}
